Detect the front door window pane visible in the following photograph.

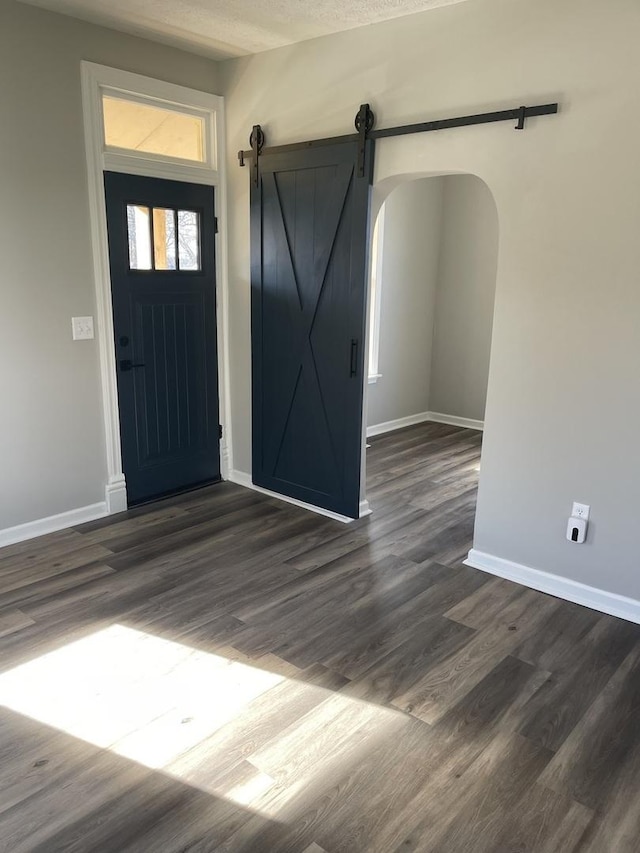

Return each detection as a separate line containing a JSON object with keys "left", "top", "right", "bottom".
{"left": 178, "top": 211, "right": 200, "bottom": 271}
{"left": 126, "top": 205, "right": 201, "bottom": 272}
{"left": 127, "top": 205, "right": 152, "bottom": 270}
{"left": 152, "top": 208, "right": 177, "bottom": 270}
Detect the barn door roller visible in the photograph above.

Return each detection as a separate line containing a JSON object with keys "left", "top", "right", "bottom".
{"left": 237, "top": 124, "right": 265, "bottom": 186}
{"left": 237, "top": 99, "right": 559, "bottom": 178}
{"left": 355, "top": 103, "right": 375, "bottom": 178}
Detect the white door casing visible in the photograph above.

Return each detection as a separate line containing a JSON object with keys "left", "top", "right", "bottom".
{"left": 81, "top": 62, "right": 231, "bottom": 513}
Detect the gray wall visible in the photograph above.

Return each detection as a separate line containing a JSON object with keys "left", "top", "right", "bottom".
{"left": 366, "top": 178, "right": 444, "bottom": 428}
{"left": 429, "top": 174, "right": 498, "bottom": 421}
{"left": 222, "top": 0, "right": 640, "bottom": 600}
{"left": 0, "top": 0, "right": 221, "bottom": 529}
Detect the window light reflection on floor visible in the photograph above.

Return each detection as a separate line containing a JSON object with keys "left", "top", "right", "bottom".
{"left": 0, "top": 625, "right": 405, "bottom": 818}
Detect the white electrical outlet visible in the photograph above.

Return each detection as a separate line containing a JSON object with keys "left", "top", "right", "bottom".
{"left": 72, "top": 316, "right": 94, "bottom": 341}
{"left": 571, "top": 501, "right": 590, "bottom": 521}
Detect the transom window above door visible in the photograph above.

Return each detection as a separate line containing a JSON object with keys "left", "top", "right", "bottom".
{"left": 100, "top": 90, "right": 215, "bottom": 169}
{"left": 127, "top": 205, "right": 201, "bottom": 272}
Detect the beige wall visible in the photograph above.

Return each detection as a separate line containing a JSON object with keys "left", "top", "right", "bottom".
{"left": 0, "top": 0, "right": 221, "bottom": 530}
{"left": 429, "top": 174, "right": 498, "bottom": 422}
{"left": 366, "top": 178, "right": 444, "bottom": 428}
{"left": 222, "top": 0, "right": 640, "bottom": 599}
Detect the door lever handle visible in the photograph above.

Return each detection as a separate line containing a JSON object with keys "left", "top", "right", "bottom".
{"left": 119, "top": 359, "right": 145, "bottom": 372}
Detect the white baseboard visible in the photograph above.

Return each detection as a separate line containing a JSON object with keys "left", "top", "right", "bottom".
{"left": 0, "top": 502, "right": 109, "bottom": 549}
{"left": 465, "top": 548, "right": 640, "bottom": 625}
{"left": 105, "top": 476, "right": 127, "bottom": 514}
{"left": 367, "top": 411, "right": 483, "bottom": 438}
{"left": 227, "top": 470, "right": 364, "bottom": 523}
{"left": 426, "top": 411, "right": 484, "bottom": 431}
{"left": 367, "top": 411, "right": 432, "bottom": 438}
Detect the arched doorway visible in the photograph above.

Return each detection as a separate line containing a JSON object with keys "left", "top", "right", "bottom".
{"left": 362, "top": 173, "right": 499, "bottom": 558}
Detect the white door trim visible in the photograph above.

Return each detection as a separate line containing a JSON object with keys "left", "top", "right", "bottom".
{"left": 80, "top": 62, "right": 232, "bottom": 514}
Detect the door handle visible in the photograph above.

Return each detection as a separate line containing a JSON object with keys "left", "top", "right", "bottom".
{"left": 350, "top": 339, "right": 358, "bottom": 377}
{"left": 119, "top": 359, "right": 145, "bottom": 372}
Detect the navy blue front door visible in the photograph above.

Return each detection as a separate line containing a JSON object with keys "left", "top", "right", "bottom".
{"left": 104, "top": 172, "right": 220, "bottom": 505}
{"left": 251, "top": 140, "right": 373, "bottom": 518}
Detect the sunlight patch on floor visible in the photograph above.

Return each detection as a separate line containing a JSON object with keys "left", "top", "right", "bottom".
{"left": 0, "top": 625, "right": 405, "bottom": 817}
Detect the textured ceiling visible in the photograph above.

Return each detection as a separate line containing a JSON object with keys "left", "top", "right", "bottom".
{"left": 19, "top": 0, "right": 471, "bottom": 59}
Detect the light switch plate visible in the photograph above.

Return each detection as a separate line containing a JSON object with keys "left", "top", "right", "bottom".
{"left": 72, "top": 316, "right": 94, "bottom": 341}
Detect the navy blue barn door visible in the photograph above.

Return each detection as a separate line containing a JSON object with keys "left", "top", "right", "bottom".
{"left": 251, "top": 140, "right": 373, "bottom": 518}
{"left": 104, "top": 172, "right": 220, "bottom": 505}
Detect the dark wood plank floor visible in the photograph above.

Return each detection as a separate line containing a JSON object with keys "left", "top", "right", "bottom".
{"left": 1, "top": 422, "right": 639, "bottom": 851}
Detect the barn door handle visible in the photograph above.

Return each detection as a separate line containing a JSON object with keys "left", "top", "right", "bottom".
{"left": 350, "top": 339, "right": 358, "bottom": 377}
{"left": 119, "top": 359, "right": 145, "bottom": 372}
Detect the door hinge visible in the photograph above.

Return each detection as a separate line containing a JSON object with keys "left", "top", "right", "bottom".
{"left": 218, "top": 424, "right": 223, "bottom": 439}
{"left": 214, "top": 217, "right": 219, "bottom": 234}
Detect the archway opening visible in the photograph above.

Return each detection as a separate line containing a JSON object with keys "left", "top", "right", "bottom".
{"left": 363, "top": 173, "right": 499, "bottom": 561}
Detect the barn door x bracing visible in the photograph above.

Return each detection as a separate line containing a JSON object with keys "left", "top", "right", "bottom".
{"left": 251, "top": 140, "right": 374, "bottom": 519}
